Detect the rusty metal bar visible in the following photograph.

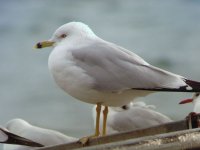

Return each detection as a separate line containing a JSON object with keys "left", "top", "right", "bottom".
{"left": 76, "top": 128, "right": 200, "bottom": 150}
{"left": 36, "top": 119, "right": 188, "bottom": 150}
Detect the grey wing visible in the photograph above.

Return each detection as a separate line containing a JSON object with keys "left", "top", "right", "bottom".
{"left": 133, "top": 108, "right": 173, "bottom": 126}
{"left": 111, "top": 107, "right": 172, "bottom": 131}
{"left": 72, "top": 40, "right": 187, "bottom": 92}
{"left": 129, "top": 108, "right": 172, "bottom": 128}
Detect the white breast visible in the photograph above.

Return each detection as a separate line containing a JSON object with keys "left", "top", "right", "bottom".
{"left": 48, "top": 44, "right": 99, "bottom": 101}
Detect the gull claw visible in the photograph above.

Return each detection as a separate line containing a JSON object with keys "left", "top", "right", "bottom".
{"left": 78, "top": 137, "right": 90, "bottom": 146}
{"left": 78, "top": 134, "right": 99, "bottom": 146}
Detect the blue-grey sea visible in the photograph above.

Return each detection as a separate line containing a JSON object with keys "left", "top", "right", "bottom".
{"left": 1, "top": 0, "right": 200, "bottom": 148}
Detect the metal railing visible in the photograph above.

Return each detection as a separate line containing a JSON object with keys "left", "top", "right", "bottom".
{"left": 35, "top": 119, "right": 200, "bottom": 150}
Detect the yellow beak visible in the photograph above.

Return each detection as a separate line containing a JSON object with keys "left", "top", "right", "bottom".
{"left": 35, "top": 41, "right": 55, "bottom": 49}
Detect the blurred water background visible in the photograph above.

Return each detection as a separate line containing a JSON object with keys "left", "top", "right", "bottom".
{"left": 1, "top": 0, "right": 200, "bottom": 148}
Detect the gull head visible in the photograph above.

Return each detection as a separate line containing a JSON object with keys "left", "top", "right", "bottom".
{"left": 179, "top": 93, "right": 200, "bottom": 105}
{"left": 35, "top": 22, "right": 95, "bottom": 49}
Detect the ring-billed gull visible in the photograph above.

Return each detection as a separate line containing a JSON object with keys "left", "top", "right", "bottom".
{"left": 3, "top": 119, "right": 77, "bottom": 150}
{"left": 93, "top": 102, "right": 172, "bottom": 134}
{"left": 35, "top": 22, "right": 200, "bottom": 142}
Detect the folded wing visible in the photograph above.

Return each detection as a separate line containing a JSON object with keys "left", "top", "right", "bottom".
{"left": 72, "top": 40, "right": 200, "bottom": 92}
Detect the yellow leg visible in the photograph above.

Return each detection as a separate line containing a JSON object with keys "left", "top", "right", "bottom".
{"left": 95, "top": 103, "right": 101, "bottom": 136}
{"left": 102, "top": 106, "right": 108, "bottom": 136}
{"left": 79, "top": 103, "right": 101, "bottom": 145}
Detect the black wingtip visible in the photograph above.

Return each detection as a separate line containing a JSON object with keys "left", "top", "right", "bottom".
{"left": 185, "top": 79, "right": 200, "bottom": 92}
{"left": 132, "top": 79, "right": 200, "bottom": 92}
{"left": 0, "top": 128, "right": 44, "bottom": 147}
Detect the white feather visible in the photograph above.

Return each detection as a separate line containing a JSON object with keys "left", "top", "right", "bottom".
{"left": 93, "top": 102, "right": 172, "bottom": 134}
{"left": 3, "top": 119, "right": 77, "bottom": 150}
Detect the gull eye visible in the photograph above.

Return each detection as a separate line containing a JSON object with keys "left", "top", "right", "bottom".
{"left": 196, "top": 93, "right": 200, "bottom": 97}
{"left": 60, "top": 34, "right": 67, "bottom": 38}
{"left": 122, "top": 105, "right": 128, "bottom": 110}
